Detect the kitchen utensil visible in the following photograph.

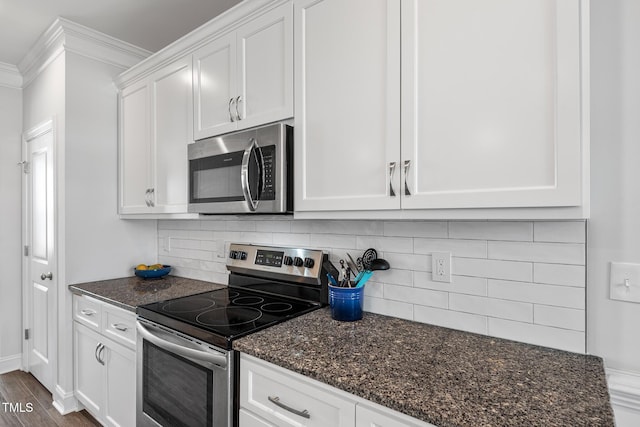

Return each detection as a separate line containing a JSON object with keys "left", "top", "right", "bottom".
{"left": 347, "top": 253, "right": 361, "bottom": 272}
{"left": 355, "top": 270, "right": 374, "bottom": 288}
{"left": 361, "top": 248, "right": 377, "bottom": 270}
{"left": 326, "top": 273, "right": 339, "bottom": 287}
{"left": 356, "top": 257, "right": 364, "bottom": 271}
{"left": 370, "top": 258, "right": 390, "bottom": 271}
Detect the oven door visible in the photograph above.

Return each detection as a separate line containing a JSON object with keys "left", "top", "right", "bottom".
{"left": 136, "top": 319, "right": 233, "bottom": 427}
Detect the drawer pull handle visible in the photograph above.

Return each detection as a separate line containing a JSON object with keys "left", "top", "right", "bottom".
{"left": 111, "top": 323, "right": 129, "bottom": 332}
{"left": 80, "top": 309, "right": 96, "bottom": 316}
{"left": 267, "top": 396, "right": 310, "bottom": 419}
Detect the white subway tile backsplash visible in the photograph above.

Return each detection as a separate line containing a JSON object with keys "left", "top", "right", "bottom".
{"left": 364, "top": 297, "right": 413, "bottom": 321}
{"left": 449, "top": 294, "right": 533, "bottom": 322}
{"left": 255, "top": 220, "right": 292, "bottom": 233}
{"left": 534, "top": 221, "right": 586, "bottom": 243}
{"left": 533, "top": 263, "right": 585, "bottom": 288}
{"left": 414, "top": 305, "right": 487, "bottom": 335}
{"left": 454, "top": 258, "right": 533, "bottom": 282}
{"left": 356, "top": 236, "right": 413, "bottom": 254}
{"left": 414, "top": 272, "right": 487, "bottom": 296}
{"left": 449, "top": 221, "right": 533, "bottom": 241}
{"left": 371, "top": 269, "right": 413, "bottom": 287}
{"left": 383, "top": 221, "right": 447, "bottom": 238}
{"left": 488, "top": 280, "right": 585, "bottom": 309}
{"left": 383, "top": 284, "right": 448, "bottom": 309}
{"left": 158, "top": 218, "right": 587, "bottom": 353}
{"left": 488, "top": 241, "right": 585, "bottom": 265}
{"left": 414, "top": 238, "right": 488, "bottom": 258}
{"left": 383, "top": 252, "right": 431, "bottom": 272}
{"left": 534, "top": 305, "right": 585, "bottom": 331}
{"left": 488, "top": 318, "right": 585, "bottom": 354}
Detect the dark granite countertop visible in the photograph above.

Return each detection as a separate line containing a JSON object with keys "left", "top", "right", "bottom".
{"left": 234, "top": 308, "right": 614, "bottom": 427}
{"left": 69, "top": 275, "right": 226, "bottom": 312}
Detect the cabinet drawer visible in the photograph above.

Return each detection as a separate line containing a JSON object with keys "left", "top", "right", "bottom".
{"left": 73, "top": 295, "right": 102, "bottom": 330}
{"left": 102, "top": 304, "right": 136, "bottom": 349}
{"left": 241, "top": 355, "right": 356, "bottom": 427}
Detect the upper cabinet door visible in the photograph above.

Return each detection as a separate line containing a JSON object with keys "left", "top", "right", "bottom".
{"left": 400, "top": 0, "right": 583, "bottom": 209}
{"left": 120, "top": 82, "right": 151, "bottom": 214}
{"left": 193, "top": 33, "right": 238, "bottom": 140}
{"left": 236, "top": 2, "right": 293, "bottom": 129}
{"left": 151, "top": 57, "right": 193, "bottom": 213}
{"left": 294, "top": 0, "right": 401, "bottom": 212}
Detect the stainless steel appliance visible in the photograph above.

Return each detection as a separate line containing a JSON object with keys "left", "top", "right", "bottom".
{"left": 136, "top": 243, "right": 328, "bottom": 427}
{"left": 188, "top": 123, "right": 293, "bottom": 214}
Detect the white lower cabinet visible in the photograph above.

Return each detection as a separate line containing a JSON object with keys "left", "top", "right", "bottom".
{"left": 240, "top": 354, "right": 435, "bottom": 427}
{"left": 73, "top": 295, "right": 136, "bottom": 427}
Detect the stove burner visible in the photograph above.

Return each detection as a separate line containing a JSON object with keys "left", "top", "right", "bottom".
{"left": 232, "top": 296, "right": 264, "bottom": 306}
{"left": 261, "top": 302, "right": 293, "bottom": 313}
{"left": 196, "top": 307, "right": 263, "bottom": 327}
{"left": 226, "top": 291, "right": 240, "bottom": 299}
{"left": 162, "top": 298, "right": 216, "bottom": 313}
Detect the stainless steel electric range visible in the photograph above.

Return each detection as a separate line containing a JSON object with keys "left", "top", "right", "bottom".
{"left": 135, "top": 243, "right": 329, "bottom": 427}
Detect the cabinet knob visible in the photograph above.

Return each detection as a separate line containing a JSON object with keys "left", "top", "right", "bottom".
{"left": 40, "top": 272, "right": 53, "bottom": 280}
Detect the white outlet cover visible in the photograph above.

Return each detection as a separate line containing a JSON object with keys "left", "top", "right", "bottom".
{"left": 610, "top": 262, "right": 640, "bottom": 303}
{"left": 431, "top": 252, "right": 451, "bottom": 283}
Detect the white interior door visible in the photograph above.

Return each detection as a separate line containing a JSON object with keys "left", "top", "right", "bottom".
{"left": 23, "top": 120, "right": 56, "bottom": 392}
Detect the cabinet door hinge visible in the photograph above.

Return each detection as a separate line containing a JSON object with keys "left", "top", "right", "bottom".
{"left": 24, "top": 245, "right": 29, "bottom": 256}
{"left": 24, "top": 329, "right": 30, "bottom": 340}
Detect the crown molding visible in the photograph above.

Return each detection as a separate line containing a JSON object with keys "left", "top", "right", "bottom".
{"left": 0, "top": 62, "right": 22, "bottom": 89}
{"left": 114, "top": 0, "right": 288, "bottom": 88}
{"left": 18, "top": 17, "right": 151, "bottom": 87}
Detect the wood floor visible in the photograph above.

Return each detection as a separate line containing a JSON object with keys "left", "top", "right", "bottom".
{"left": 0, "top": 370, "right": 100, "bottom": 427}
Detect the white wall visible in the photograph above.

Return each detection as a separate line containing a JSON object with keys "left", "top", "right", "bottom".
{"left": 589, "top": 0, "right": 640, "bottom": 423}
{"left": 0, "top": 82, "right": 23, "bottom": 372}
{"left": 158, "top": 218, "right": 587, "bottom": 353}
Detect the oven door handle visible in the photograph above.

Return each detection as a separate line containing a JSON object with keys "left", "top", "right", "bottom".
{"left": 136, "top": 321, "right": 228, "bottom": 368}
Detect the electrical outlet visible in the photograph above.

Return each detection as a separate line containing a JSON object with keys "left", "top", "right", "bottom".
{"left": 432, "top": 252, "right": 451, "bottom": 283}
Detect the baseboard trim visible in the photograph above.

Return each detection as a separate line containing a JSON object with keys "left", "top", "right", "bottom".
{"left": 0, "top": 354, "right": 22, "bottom": 374}
{"left": 52, "top": 384, "right": 80, "bottom": 415}
{"left": 608, "top": 368, "right": 640, "bottom": 413}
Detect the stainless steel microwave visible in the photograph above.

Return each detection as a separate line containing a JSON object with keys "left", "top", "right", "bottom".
{"left": 188, "top": 123, "right": 293, "bottom": 214}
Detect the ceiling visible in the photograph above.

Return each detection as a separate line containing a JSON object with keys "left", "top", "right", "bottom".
{"left": 0, "top": 0, "right": 242, "bottom": 66}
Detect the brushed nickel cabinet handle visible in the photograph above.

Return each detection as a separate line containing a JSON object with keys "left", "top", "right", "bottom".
{"left": 80, "top": 309, "right": 96, "bottom": 316}
{"left": 403, "top": 160, "right": 412, "bottom": 196}
{"left": 235, "top": 95, "right": 242, "bottom": 121}
{"left": 267, "top": 396, "right": 310, "bottom": 419}
{"left": 40, "top": 272, "right": 53, "bottom": 280}
{"left": 388, "top": 162, "right": 397, "bottom": 197}
{"left": 228, "top": 98, "right": 235, "bottom": 122}
{"left": 111, "top": 323, "right": 129, "bottom": 332}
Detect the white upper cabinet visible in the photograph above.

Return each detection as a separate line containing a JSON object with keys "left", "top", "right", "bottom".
{"left": 400, "top": 0, "right": 582, "bottom": 209}
{"left": 294, "top": 0, "right": 401, "bottom": 211}
{"left": 119, "top": 57, "right": 192, "bottom": 214}
{"left": 193, "top": 2, "right": 293, "bottom": 140}
{"left": 295, "top": 0, "right": 587, "bottom": 217}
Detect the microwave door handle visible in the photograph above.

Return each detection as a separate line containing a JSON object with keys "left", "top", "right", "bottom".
{"left": 241, "top": 138, "right": 260, "bottom": 211}
{"left": 136, "top": 321, "right": 227, "bottom": 368}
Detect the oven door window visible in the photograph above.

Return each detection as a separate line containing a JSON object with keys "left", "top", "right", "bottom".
{"left": 190, "top": 150, "right": 245, "bottom": 203}
{"left": 143, "top": 341, "right": 212, "bottom": 427}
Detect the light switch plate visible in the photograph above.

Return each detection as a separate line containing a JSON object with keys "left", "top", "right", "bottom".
{"left": 610, "top": 262, "right": 640, "bottom": 303}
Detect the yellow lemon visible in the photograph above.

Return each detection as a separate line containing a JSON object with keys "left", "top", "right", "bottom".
{"left": 136, "top": 264, "right": 148, "bottom": 271}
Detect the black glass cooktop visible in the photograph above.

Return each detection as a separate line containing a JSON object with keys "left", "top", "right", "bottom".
{"left": 137, "top": 287, "right": 320, "bottom": 349}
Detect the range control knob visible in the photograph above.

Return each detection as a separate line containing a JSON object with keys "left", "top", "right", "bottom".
{"left": 303, "top": 257, "right": 315, "bottom": 268}
{"left": 293, "top": 256, "right": 304, "bottom": 267}
{"left": 238, "top": 251, "right": 247, "bottom": 260}
{"left": 229, "top": 250, "right": 238, "bottom": 259}
{"left": 283, "top": 256, "right": 293, "bottom": 266}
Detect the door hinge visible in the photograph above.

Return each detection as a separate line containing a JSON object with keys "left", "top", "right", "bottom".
{"left": 24, "top": 245, "right": 29, "bottom": 256}
{"left": 24, "top": 329, "right": 30, "bottom": 340}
